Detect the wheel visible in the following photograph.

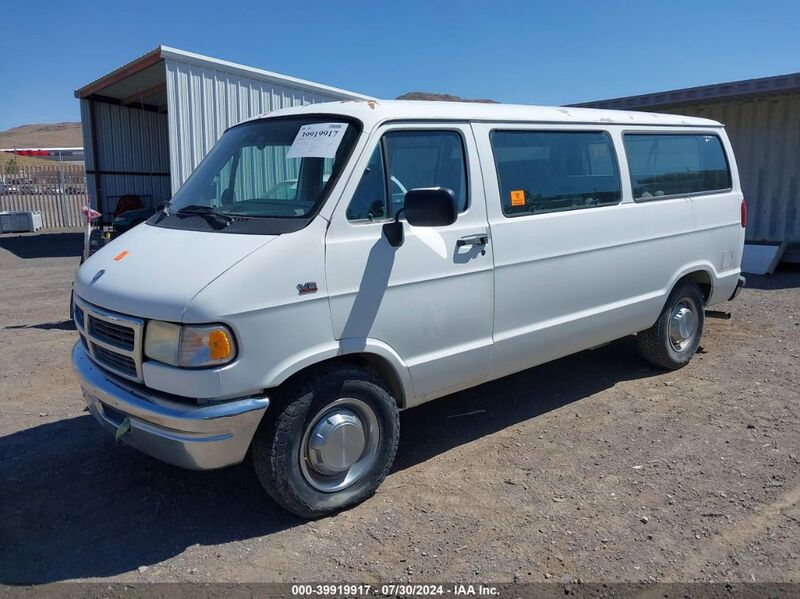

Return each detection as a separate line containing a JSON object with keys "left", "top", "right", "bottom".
{"left": 637, "top": 280, "right": 705, "bottom": 370}
{"left": 251, "top": 365, "right": 400, "bottom": 519}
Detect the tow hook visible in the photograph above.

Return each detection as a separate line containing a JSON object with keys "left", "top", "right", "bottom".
{"left": 115, "top": 416, "right": 131, "bottom": 441}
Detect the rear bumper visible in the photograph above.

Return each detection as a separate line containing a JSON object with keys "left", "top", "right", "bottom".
{"left": 728, "top": 275, "right": 746, "bottom": 301}
{"left": 72, "top": 341, "right": 269, "bottom": 470}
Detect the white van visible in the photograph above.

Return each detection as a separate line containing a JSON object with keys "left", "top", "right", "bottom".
{"left": 72, "top": 100, "right": 746, "bottom": 517}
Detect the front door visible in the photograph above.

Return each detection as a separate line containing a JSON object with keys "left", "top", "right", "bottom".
{"left": 325, "top": 123, "right": 494, "bottom": 405}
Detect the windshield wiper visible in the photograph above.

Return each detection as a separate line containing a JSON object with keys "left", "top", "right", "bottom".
{"left": 177, "top": 204, "right": 219, "bottom": 214}
{"left": 175, "top": 204, "right": 233, "bottom": 223}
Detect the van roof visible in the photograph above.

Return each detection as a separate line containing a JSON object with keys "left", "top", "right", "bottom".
{"left": 249, "top": 99, "right": 723, "bottom": 129}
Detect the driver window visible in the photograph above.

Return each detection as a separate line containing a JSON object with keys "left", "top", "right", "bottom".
{"left": 346, "top": 145, "right": 388, "bottom": 222}
{"left": 346, "top": 130, "right": 468, "bottom": 223}
{"left": 384, "top": 131, "right": 468, "bottom": 214}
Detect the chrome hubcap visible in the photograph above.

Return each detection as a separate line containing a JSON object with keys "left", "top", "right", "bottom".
{"left": 307, "top": 410, "right": 365, "bottom": 475}
{"left": 669, "top": 300, "right": 696, "bottom": 352}
{"left": 300, "top": 398, "right": 379, "bottom": 493}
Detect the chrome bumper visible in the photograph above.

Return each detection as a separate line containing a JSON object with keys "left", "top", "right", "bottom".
{"left": 72, "top": 341, "right": 269, "bottom": 470}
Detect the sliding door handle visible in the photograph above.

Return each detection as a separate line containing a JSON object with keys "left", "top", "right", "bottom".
{"left": 457, "top": 234, "right": 489, "bottom": 247}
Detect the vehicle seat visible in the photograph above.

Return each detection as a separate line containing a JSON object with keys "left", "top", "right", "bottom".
{"left": 220, "top": 188, "right": 235, "bottom": 206}
{"left": 113, "top": 194, "right": 143, "bottom": 217}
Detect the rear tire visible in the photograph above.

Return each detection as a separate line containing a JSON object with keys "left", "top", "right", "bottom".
{"left": 251, "top": 365, "right": 400, "bottom": 519}
{"left": 637, "top": 280, "right": 704, "bottom": 370}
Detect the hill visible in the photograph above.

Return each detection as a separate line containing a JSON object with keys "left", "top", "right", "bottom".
{"left": 0, "top": 122, "right": 83, "bottom": 149}
{"left": 0, "top": 122, "right": 84, "bottom": 170}
{"left": 396, "top": 92, "right": 497, "bottom": 103}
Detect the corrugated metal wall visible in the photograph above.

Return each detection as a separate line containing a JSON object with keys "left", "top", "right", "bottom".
{"left": 80, "top": 99, "right": 171, "bottom": 219}
{"left": 653, "top": 94, "right": 800, "bottom": 243}
{"left": 164, "top": 57, "right": 343, "bottom": 193}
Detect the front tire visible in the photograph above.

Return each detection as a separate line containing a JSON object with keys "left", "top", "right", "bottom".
{"left": 637, "top": 280, "right": 705, "bottom": 370}
{"left": 251, "top": 365, "right": 400, "bottom": 519}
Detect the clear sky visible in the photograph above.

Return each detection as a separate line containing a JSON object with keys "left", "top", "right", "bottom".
{"left": 1, "top": 0, "right": 799, "bottom": 131}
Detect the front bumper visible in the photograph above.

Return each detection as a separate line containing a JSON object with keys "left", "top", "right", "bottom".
{"left": 72, "top": 342, "right": 269, "bottom": 470}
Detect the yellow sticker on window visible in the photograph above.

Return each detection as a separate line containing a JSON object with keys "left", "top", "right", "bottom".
{"left": 510, "top": 190, "right": 525, "bottom": 206}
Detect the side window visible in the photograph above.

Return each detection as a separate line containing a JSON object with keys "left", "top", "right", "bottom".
{"left": 347, "top": 130, "right": 469, "bottom": 222}
{"left": 384, "top": 131, "right": 468, "bottom": 214}
{"left": 346, "top": 146, "right": 388, "bottom": 222}
{"left": 623, "top": 133, "right": 732, "bottom": 200}
{"left": 490, "top": 130, "right": 621, "bottom": 217}
{"left": 587, "top": 142, "right": 615, "bottom": 176}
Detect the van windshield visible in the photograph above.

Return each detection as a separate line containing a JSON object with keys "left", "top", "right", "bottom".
{"left": 157, "top": 116, "right": 360, "bottom": 233}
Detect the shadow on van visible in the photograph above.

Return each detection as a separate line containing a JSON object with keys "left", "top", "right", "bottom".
{"left": 0, "top": 337, "right": 658, "bottom": 584}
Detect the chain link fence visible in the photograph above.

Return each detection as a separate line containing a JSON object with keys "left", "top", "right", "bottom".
{"left": 1, "top": 164, "right": 87, "bottom": 229}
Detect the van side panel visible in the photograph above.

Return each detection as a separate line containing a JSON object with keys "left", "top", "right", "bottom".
{"left": 689, "top": 132, "right": 745, "bottom": 305}
{"left": 483, "top": 199, "right": 687, "bottom": 381}
{"left": 472, "top": 123, "right": 738, "bottom": 383}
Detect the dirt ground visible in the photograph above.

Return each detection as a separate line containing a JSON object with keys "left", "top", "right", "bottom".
{"left": 0, "top": 229, "right": 798, "bottom": 585}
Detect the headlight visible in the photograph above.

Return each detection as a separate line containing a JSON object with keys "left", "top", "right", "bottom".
{"left": 179, "top": 324, "right": 236, "bottom": 367}
{"left": 144, "top": 321, "right": 236, "bottom": 368}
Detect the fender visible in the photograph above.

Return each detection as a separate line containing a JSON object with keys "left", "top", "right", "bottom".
{"left": 259, "top": 337, "right": 415, "bottom": 406}
{"left": 664, "top": 261, "right": 718, "bottom": 298}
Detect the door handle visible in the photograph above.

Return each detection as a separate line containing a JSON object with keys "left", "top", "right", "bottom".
{"left": 457, "top": 234, "right": 489, "bottom": 247}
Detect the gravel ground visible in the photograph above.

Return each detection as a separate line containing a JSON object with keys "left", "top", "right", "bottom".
{"left": 0, "top": 230, "right": 798, "bottom": 584}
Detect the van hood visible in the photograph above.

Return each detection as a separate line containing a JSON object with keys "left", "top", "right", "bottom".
{"left": 74, "top": 223, "right": 277, "bottom": 321}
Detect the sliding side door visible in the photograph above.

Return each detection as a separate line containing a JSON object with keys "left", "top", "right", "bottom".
{"left": 472, "top": 123, "right": 659, "bottom": 380}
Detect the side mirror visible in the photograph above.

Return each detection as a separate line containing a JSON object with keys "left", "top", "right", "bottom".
{"left": 382, "top": 187, "right": 458, "bottom": 247}
{"left": 404, "top": 187, "right": 458, "bottom": 227}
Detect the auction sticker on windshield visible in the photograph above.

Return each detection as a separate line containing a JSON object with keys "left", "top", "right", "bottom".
{"left": 286, "top": 123, "right": 348, "bottom": 159}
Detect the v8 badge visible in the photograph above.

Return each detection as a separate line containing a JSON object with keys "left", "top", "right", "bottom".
{"left": 296, "top": 281, "right": 318, "bottom": 295}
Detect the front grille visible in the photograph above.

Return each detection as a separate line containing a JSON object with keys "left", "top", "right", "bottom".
{"left": 92, "top": 343, "right": 138, "bottom": 378}
{"left": 74, "top": 296, "right": 144, "bottom": 382}
{"left": 88, "top": 316, "right": 135, "bottom": 351}
{"left": 73, "top": 305, "right": 84, "bottom": 329}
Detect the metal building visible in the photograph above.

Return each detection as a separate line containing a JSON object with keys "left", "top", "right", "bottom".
{"left": 572, "top": 72, "right": 800, "bottom": 261}
{"left": 75, "top": 46, "right": 369, "bottom": 222}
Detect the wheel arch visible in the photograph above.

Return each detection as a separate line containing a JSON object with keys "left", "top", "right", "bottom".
{"left": 683, "top": 270, "right": 713, "bottom": 303}
{"left": 667, "top": 263, "right": 717, "bottom": 305}
{"left": 262, "top": 339, "right": 414, "bottom": 409}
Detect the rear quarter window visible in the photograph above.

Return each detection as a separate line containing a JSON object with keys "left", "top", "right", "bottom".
{"left": 623, "top": 133, "right": 731, "bottom": 200}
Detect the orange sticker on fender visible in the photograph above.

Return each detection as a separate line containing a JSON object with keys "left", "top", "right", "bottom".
{"left": 510, "top": 190, "right": 525, "bottom": 206}
{"left": 113, "top": 250, "right": 129, "bottom": 261}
